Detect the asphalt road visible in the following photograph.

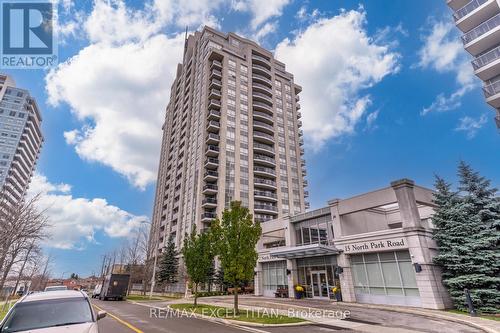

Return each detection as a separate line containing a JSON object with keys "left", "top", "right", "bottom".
{"left": 91, "top": 299, "right": 346, "bottom": 333}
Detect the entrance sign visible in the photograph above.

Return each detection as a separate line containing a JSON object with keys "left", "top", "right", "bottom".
{"left": 343, "top": 238, "right": 407, "bottom": 254}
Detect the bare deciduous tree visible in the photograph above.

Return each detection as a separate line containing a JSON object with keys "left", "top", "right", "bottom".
{"left": 0, "top": 193, "right": 49, "bottom": 290}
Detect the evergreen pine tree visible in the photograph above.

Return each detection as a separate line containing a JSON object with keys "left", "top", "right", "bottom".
{"left": 432, "top": 163, "right": 500, "bottom": 314}
{"left": 156, "top": 234, "right": 179, "bottom": 285}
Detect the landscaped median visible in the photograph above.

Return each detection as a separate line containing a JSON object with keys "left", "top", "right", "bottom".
{"left": 169, "top": 303, "right": 307, "bottom": 326}
{"left": 126, "top": 294, "right": 178, "bottom": 302}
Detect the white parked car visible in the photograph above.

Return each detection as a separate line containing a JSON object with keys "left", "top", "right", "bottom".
{"left": 44, "top": 286, "right": 68, "bottom": 292}
{"left": 0, "top": 290, "right": 106, "bottom": 333}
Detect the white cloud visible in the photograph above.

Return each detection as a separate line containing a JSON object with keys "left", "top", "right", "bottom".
{"left": 233, "top": 0, "right": 290, "bottom": 29}
{"left": 47, "top": 34, "right": 184, "bottom": 189}
{"left": 366, "top": 109, "right": 380, "bottom": 129}
{"left": 46, "top": 0, "right": 199, "bottom": 189}
{"left": 455, "top": 114, "right": 488, "bottom": 139}
{"left": 253, "top": 21, "right": 278, "bottom": 42}
{"left": 418, "top": 20, "right": 476, "bottom": 114}
{"left": 275, "top": 9, "right": 400, "bottom": 148}
{"left": 28, "top": 174, "right": 148, "bottom": 250}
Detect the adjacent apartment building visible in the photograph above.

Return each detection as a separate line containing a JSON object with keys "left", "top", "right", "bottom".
{"left": 150, "top": 27, "right": 308, "bottom": 257}
{"left": 0, "top": 74, "right": 43, "bottom": 203}
{"left": 447, "top": 0, "right": 500, "bottom": 128}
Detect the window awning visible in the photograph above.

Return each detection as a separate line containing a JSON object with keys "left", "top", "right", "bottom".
{"left": 269, "top": 243, "right": 339, "bottom": 259}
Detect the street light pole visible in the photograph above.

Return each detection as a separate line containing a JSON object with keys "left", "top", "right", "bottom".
{"left": 148, "top": 220, "right": 159, "bottom": 300}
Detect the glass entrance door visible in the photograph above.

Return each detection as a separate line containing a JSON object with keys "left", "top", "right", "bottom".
{"left": 311, "top": 270, "right": 329, "bottom": 298}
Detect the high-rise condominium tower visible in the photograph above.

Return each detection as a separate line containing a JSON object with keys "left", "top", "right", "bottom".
{"left": 150, "top": 27, "right": 308, "bottom": 256}
{"left": 447, "top": 0, "right": 500, "bottom": 128}
{"left": 0, "top": 74, "right": 43, "bottom": 203}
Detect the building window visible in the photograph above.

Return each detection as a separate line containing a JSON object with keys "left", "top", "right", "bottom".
{"left": 262, "top": 261, "right": 287, "bottom": 291}
{"left": 351, "top": 251, "right": 419, "bottom": 297}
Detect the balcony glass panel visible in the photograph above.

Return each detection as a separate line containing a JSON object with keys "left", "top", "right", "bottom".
{"left": 462, "top": 13, "right": 500, "bottom": 44}
{"left": 472, "top": 45, "right": 500, "bottom": 69}
{"left": 453, "top": 0, "right": 488, "bottom": 21}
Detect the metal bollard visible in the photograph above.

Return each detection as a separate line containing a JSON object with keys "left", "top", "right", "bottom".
{"left": 464, "top": 288, "right": 477, "bottom": 317}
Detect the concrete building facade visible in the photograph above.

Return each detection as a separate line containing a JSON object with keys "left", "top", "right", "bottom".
{"left": 447, "top": 0, "right": 500, "bottom": 128}
{"left": 150, "top": 27, "right": 308, "bottom": 257}
{"left": 255, "top": 179, "right": 453, "bottom": 310}
{"left": 0, "top": 74, "right": 43, "bottom": 203}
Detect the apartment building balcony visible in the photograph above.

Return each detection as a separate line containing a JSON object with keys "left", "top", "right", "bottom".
{"left": 254, "top": 166, "right": 276, "bottom": 178}
{"left": 204, "top": 170, "right": 218, "bottom": 181}
{"left": 483, "top": 75, "right": 500, "bottom": 106}
{"left": 252, "top": 64, "right": 272, "bottom": 78}
{"left": 472, "top": 45, "right": 500, "bottom": 79}
{"left": 202, "top": 197, "right": 217, "bottom": 208}
{"left": 252, "top": 91, "right": 273, "bottom": 105}
{"left": 254, "top": 177, "right": 277, "bottom": 190}
{"left": 303, "top": 179, "right": 309, "bottom": 186}
{"left": 201, "top": 211, "right": 217, "bottom": 222}
{"left": 205, "top": 157, "right": 219, "bottom": 169}
{"left": 305, "top": 202, "right": 311, "bottom": 210}
{"left": 209, "top": 88, "right": 221, "bottom": 99}
{"left": 448, "top": 0, "right": 474, "bottom": 11}
{"left": 253, "top": 82, "right": 273, "bottom": 96}
{"left": 454, "top": 0, "right": 499, "bottom": 32}
{"left": 254, "top": 203, "right": 279, "bottom": 215}
{"left": 297, "top": 111, "right": 302, "bottom": 119}
{"left": 495, "top": 110, "right": 500, "bottom": 127}
{"left": 299, "top": 138, "right": 304, "bottom": 146}
{"left": 253, "top": 110, "right": 274, "bottom": 124}
{"left": 253, "top": 101, "right": 274, "bottom": 114}
{"left": 210, "top": 79, "right": 222, "bottom": 89}
{"left": 254, "top": 190, "right": 278, "bottom": 202}
{"left": 208, "top": 99, "right": 221, "bottom": 110}
{"left": 296, "top": 103, "right": 301, "bottom": 110}
{"left": 206, "top": 144, "right": 220, "bottom": 157}
{"left": 206, "top": 133, "right": 220, "bottom": 144}
{"left": 202, "top": 184, "right": 218, "bottom": 194}
{"left": 304, "top": 190, "right": 310, "bottom": 197}
{"left": 252, "top": 74, "right": 273, "bottom": 87}
{"left": 254, "top": 153, "right": 276, "bottom": 167}
{"left": 299, "top": 147, "right": 305, "bottom": 155}
{"left": 207, "top": 120, "right": 220, "bottom": 132}
{"left": 255, "top": 214, "right": 275, "bottom": 223}
{"left": 253, "top": 130, "right": 275, "bottom": 144}
{"left": 211, "top": 60, "right": 222, "bottom": 70}
{"left": 207, "top": 109, "right": 221, "bottom": 121}
{"left": 252, "top": 54, "right": 271, "bottom": 69}
{"left": 211, "top": 69, "right": 222, "bottom": 80}
{"left": 253, "top": 142, "right": 275, "bottom": 156}
{"left": 462, "top": 12, "right": 500, "bottom": 55}
{"left": 297, "top": 120, "right": 303, "bottom": 127}
{"left": 253, "top": 120, "right": 274, "bottom": 134}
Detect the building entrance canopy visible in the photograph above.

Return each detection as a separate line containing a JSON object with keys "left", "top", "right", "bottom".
{"left": 269, "top": 243, "right": 339, "bottom": 259}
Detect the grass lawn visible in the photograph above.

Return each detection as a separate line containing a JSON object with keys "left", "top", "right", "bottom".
{"left": 447, "top": 309, "right": 500, "bottom": 322}
{"left": 170, "top": 303, "right": 305, "bottom": 325}
{"left": 126, "top": 295, "right": 176, "bottom": 302}
{"left": 0, "top": 303, "right": 13, "bottom": 321}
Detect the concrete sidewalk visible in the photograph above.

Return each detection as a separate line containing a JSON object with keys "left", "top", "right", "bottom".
{"left": 189, "top": 295, "right": 498, "bottom": 333}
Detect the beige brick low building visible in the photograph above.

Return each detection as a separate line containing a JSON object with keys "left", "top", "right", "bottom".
{"left": 255, "top": 179, "right": 453, "bottom": 309}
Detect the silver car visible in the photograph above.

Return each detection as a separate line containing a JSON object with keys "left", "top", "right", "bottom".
{"left": 0, "top": 290, "right": 106, "bottom": 333}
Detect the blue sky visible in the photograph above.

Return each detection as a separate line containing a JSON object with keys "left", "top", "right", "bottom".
{"left": 3, "top": 0, "right": 499, "bottom": 277}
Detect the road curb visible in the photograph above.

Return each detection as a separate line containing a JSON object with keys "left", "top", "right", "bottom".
{"left": 247, "top": 298, "right": 499, "bottom": 333}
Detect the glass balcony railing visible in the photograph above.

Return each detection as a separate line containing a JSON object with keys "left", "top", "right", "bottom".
{"left": 253, "top": 142, "right": 274, "bottom": 153}
{"left": 462, "top": 13, "right": 500, "bottom": 44}
{"left": 472, "top": 45, "right": 500, "bottom": 69}
{"left": 483, "top": 76, "right": 500, "bottom": 97}
{"left": 453, "top": 0, "right": 488, "bottom": 21}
